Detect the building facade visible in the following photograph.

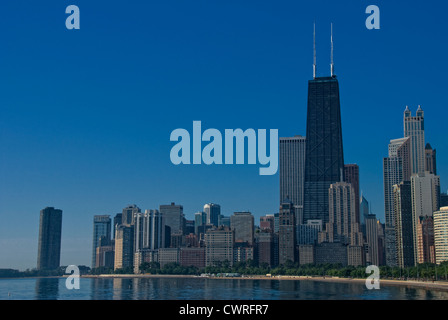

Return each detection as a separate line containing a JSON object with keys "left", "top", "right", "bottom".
{"left": 230, "top": 212, "right": 254, "bottom": 245}
{"left": 91, "top": 215, "right": 112, "bottom": 268}
{"left": 404, "top": 106, "right": 425, "bottom": 175}
{"left": 303, "top": 76, "right": 345, "bottom": 225}
{"left": 434, "top": 207, "right": 448, "bottom": 264}
{"left": 37, "top": 207, "right": 63, "bottom": 270}
{"left": 280, "top": 136, "right": 306, "bottom": 224}
{"left": 393, "top": 181, "right": 415, "bottom": 268}
{"left": 278, "top": 198, "right": 296, "bottom": 264}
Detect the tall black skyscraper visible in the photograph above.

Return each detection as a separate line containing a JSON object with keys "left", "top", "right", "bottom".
{"left": 303, "top": 75, "right": 344, "bottom": 225}
{"left": 37, "top": 207, "right": 63, "bottom": 270}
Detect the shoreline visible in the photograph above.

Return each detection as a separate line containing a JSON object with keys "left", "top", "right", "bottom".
{"left": 81, "top": 274, "right": 448, "bottom": 292}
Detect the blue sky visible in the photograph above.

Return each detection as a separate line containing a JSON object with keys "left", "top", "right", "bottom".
{"left": 1, "top": 1, "right": 447, "bottom": 270}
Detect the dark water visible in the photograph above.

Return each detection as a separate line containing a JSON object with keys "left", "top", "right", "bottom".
{"left": 1, "top": 277, "right": 448, "bottom": 300}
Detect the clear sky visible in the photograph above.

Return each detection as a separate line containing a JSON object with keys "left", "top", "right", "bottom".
{"left": 1, "top": 0, "right": 447, "bottom": 270}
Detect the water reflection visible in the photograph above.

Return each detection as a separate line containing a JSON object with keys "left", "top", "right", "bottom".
{"left": 35, "top": 278, "right": 59, "bottom": 300}
{"left": 5, "top": 277, "right": 448, "bottom": 300}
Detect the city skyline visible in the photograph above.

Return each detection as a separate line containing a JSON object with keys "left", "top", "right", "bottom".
{"left": 1, "top": 1, "right": 448, "bottom": 270}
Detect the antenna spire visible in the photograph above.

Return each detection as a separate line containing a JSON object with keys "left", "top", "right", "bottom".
{"left": 313, "top": 22, "right": 316, "bottom": 79}
{"left": 330, "top": 23, "right": 334, "bottom": 77}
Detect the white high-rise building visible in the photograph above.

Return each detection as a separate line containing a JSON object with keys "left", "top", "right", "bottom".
{"left": 134, "top": 209, "right": 165, "bottom": 252}
{"left": 383, "top": 136, "right": 411, "bottom": 267}
{"left": 279, "top": 136, "right": 306, "bottom": 225}
{"left": 411, "top": 172, "right": 440, "bottom": 265}
{"left": 404, "top": 106, "right": 425, "bottom": 175}
{"left": 434, "top": 207, "right": 448, "bottom": 264}
{"left": 204, "top": 203, "right": 221, "bottom": 227}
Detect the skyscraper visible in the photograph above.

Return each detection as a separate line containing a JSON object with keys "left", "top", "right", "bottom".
{"left": 230, "top": 212, "right": 254, "bottom": 245}
{"left": 393, "top": 181, "right": 414, "bottom": 268}
{"left": 280, "top": 136, "right": 306, "bottom": 224}
{"left": 204, "top": 203, "right": 221, "bottom": 227}
{"left": 320, "top": 182, "right": 363, "bottom": 246}
{"left": 260, "top": 215, "right": 275, "bottom": 232}
{"left": 37, "top": 207, "right": 63, "bottom": 270}
{"left": 425, "top": 143, "right": 437, "bottom": 175}
{"left": 278, "top": 198, "right": 296, "bottom": 264}
{"left": 416, "top": 216, "right": 436, "bottom": 264}
{"left": 365, "top": 214, "right": 379, "bottom": 266}
{"left": 160, "top": 203, "right": 184, "bottom": 235}
{"left": 360, "top": 194, "right": 370, "bottom": 226}
{"left": 303, "top": 75, "right": 345, "bottom": 225}
{"left": 113, "top": 213, "right": 122, "bottom": 239}
{"left": 114, "top": 224, "right": 134, "bottom": 271}
{"left": 194, "top": 211, "right": 207, "bottom": 235}
{"left": 434, "top": 207, "right": 448, "bottom": 264}
{"left": 344, "top": 164, "right": 360, "bottom": 225}
{"left": 383, "top": 137, "right": 411, "bottom": 267}
{"left": 122, "top": 204, "right": 141, "bottom": 226}
{"left": 134, "top": 210, "right": 165, "bottom": 252}
{"left": 411, "top": 172, "right": 440, "bottom": 265}
{"left": 91, "top": 215, "right": 111, "bottom": 268}
{"left": 388, "top": 137, "right": 411, "bottom": 181}
{"left": 404, "top": 106, "right": 425, "bottom": 175}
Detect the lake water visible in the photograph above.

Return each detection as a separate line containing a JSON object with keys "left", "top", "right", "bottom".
{"left": 1, "top": 277, "right": 448, "bottom": 300}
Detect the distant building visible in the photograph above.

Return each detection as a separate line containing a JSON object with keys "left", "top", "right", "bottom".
{"left": 180, "top": 247, "right": 205, "bottom": 269}
{"left": 360, "top": 195, "right": 370, "bottom": 226}
{"left": 347, "top": 245, "right": 365, "bottom": 267}
{"left": 91, "top": 215, "right": 112, "bottom": 268}
{"left": 185, "top": 233, "right": 199, "bottom": 248}
{"left": 205, "top": 227, "right": 234, "bottom": 267}
{"left": 441, "top": 193, "right": 448, "bottom": 208}
{"left": 233, "top": 243, "right": 254, "bottom": 264}
{"left": 320, "top": 182, "right": 364, "bottom": 247}
{"left": 425, "top": 143, "right": 437, "bottom": 175}
{"left": 158, "top": 248, "right": 180, "bottom": 268}
{"left": 96, "top": 236, "right": 114, "bottom": 269}
{"left": 255, "top": 231, "right": 278, "bottom": 267}
{"left": 393, "top": 181, "right": 415, "bottom": 268}
{"left": 160, "top": 203, "right": 184, "bottom": 235}
{"left": 278, "top": 198, "right": 296, "bottom": 264}
{"left": 434, "top": 207, "right": 448, "bottom": 264}
{"left": 134, "top": 249, "right": 158, "bottom": 274}
{"left": 113, "top": 213, "right": 122, "bottom": 239}
{"left": 315, "top": 243, "right": 348, "bottom": 266}
{"left": 122, "top": 204, "right": 141, "bottom": 226}
{"left": 383, "top": 135, "right": 411, "bottom": 267}
{"left": 218, "top": 214, "right": 230, "bottom": 228}
{"left": 303, "top": 76, "right": 345, "bottom": 226}
{"left": 344, "top": 164, "right": 360, "bottom": 225}
{"left": 298, "top": 245, "right": 315, "bottom": 265}
{"left": 416, "top": 216, "right": 436, "bottom": 264}
{"left": 365, "top": 214, "right": 379, "bottom": 266}
{"left": 411, "top": 173, "right": 440, "bottom": 265}
{"left": 296, "top": 220, "right": 322, "bottom": 245}
{"left": 114, "top": 224, "right": 134, "bottom": 271}
{"left": 231, "top": 212, "right": 254, "bottom": 245}
{"left": 404, "top": 106, "right": 425, "bottom": 175}
{"left": 204, "top": 203, "right": 221, "bottom": 227}
{"left": 260, "top": 215, "right": 275, "bottom": 232}
{"left": 37, "top": 207, "right": 63, "bottom": 270}
{"left": 194, "top": 211, "right": 207, "bottom": 235}
{"left": 134, "top": 210, "right": 165, "bottom": 252}
{"left": 280, "top": 136, "right": 306, "bottom": 224}
{"left": 377, "top": 221, "right": 386, "bottom": 266}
